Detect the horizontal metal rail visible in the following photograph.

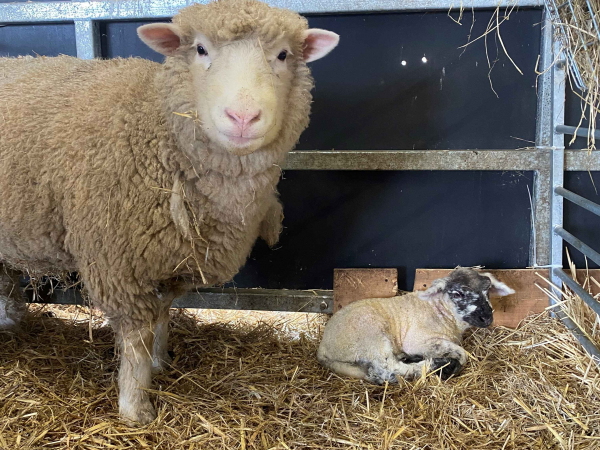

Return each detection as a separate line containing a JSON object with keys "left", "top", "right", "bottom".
{"left": 552, "top": 268, "right": 600, "bottom": 318}
{"left": 0, "top": 0, "right": 543, "bottom": 23}
{"left": 554, "top": 226, "right": 600, "bottom": 267}
{"left": 28, "top": 287, "right": 334, "bottom": 314}
{"left": 555, "top": 186, "right": 600, "bottom": 216}
{"left": 283, "top": 149, "right": 600, "bottom": 171}
{"left": 556, "top": 124, "right": 600, "bottom": 140}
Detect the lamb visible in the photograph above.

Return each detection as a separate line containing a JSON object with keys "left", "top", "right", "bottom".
{"left": 317, "top": 268, "right": 515, "bottom": 383}
{"left": 0, "top": 0, "right": 338, "bottom": 424}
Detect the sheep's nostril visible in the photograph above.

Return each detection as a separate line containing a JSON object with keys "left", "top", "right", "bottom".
{"left": 224, "top": 108, "right": 261, "bottom": 128}
{"left": 248, "top": 110, "right": 261, "bottom": 124}
{"left": 225, "top": 108, "right": 243, "bottom": 126}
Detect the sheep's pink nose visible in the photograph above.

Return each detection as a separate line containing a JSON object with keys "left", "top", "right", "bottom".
{"left": 225, "top": 108, "right": 261, "bottom": 129}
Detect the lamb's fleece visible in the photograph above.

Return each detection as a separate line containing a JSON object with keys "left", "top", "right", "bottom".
{"left": 0, "top": 0, "right": 313, "bottom": 331}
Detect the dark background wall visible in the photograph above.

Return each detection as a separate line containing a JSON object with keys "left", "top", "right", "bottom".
{"left": 3, "top": 6, "right": 593, "bottom": 290}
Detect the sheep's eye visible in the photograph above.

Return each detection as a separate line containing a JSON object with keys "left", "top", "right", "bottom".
{"left": 197, "top": 45, "right": 207, "bottom": 56}
{"left": 277, "top": 50, "right": 287, "bottom": 61}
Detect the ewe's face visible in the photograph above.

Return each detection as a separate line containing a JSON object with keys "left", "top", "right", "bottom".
{"left": 137, "top": 20, "right": 339, "bottom": 156}
{"left": 190, "top": 34, "right": 295, "bottom": 155}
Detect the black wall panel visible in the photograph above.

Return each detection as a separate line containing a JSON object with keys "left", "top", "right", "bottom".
{"left": 233, "top": 170, "right": 533, "bottom": 291}
{"left": 0, "top": 23, "right": 77, "bottom": 57}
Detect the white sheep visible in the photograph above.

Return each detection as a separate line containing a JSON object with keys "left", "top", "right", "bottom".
{"left": 0, "top": 0, "right": 339, "bottom": 424}
{"left": 317, "top": 268, "right": 515, "bottom": 382}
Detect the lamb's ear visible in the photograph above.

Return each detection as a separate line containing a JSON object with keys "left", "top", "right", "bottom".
{"left": 481, "top": 273, "right": 515, "bottom": 297}
{"left": 137, "top": 23, "right": 183, "bottom": 56}
{"left": 418, "top": 278, "right": 448, "bottom": 300}
{"left": 302, "top": 29, "right": 339, "bottom": 62}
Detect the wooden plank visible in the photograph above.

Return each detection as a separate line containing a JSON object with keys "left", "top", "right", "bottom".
{"left": 413, "top": 268, "right": 600, "bottom": 328}
{"left": 333, "top": 268, "right": 398, "bottom": 313}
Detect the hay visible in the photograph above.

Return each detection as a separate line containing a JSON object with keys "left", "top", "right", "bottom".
{"left": 1, "top": 305, "right": 599, "bottom": 449}
{"left": 547, "top": 0, "right": 600, "bottom": 150}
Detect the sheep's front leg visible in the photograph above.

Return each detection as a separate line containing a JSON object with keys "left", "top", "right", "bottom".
{"left": 0, "top": 268, "right": 26, "bottom": 330}
{"left": 423, "top": 340, "right": 468, "bottom": 380}
{"left": 118, "top": 325, "right": 156, "bottom": 425}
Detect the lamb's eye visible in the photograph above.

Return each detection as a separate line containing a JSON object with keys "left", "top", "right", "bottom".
{"left": 277, "top": 50, "right": 287, "bottom": 61}
{"left": 197, "top": 45, "right": 207, "bottom": 56}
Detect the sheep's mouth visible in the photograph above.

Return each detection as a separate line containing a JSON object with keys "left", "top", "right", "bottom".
{"left": 219, "top": 132, "right": 265, "bottom": 154}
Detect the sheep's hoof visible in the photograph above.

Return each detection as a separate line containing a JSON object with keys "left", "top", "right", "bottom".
{"left": 431, "top": 358, "right": 462, "bottom": 380}
{"left": 151, "top": 352, "right": 173, "bottom": 374}
{"left": 400, "top": 354, "right": 424, "bottom": 364}
{"left": 120, "top": 400, "right": 157, "bottom": 426}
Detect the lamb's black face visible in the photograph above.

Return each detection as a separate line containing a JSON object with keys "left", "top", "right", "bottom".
{"left": 446, "top": 269, "right": 494, "bottom": 328}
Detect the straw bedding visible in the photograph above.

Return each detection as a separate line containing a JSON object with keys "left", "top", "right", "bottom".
{"left": 0, "top": 302, "right": 598, "bottom": 450}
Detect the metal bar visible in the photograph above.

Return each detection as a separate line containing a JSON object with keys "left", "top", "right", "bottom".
{"left": 553, "top": 267, "right": 600, "bottom": 317}
{"left": 549, "top": 33, "right": 566, "bottom": 303}
{"left": 0, "top": 0, "right": 543, "bottom": 23}
{"left": 533, "top": 11, "right": 554, "bottom": 266}
{"left": 74, "top": 20, "right": 101, "bottom": 60}
{"left": 28, "top": 287, "right": 334, "bottom": 313}
{"left": 565, "top": 149, "right": 600, "bottom": 170}
{"left": 555, "top": 186, "right": 600, "bottom": 217}
{"left": 173, "top": 288, "right": 333, "bottom": 313}
{"left": 282, "top": 149, "right": 547, "bottom": 171}
{"left": 554, "top": 226, "right": 600, "bottom": 267}
{"left": 557, "top": 311, "right": 600, "bottom": 364}
{"left": 556, "top": 124, "right": 600, "bottom": 140}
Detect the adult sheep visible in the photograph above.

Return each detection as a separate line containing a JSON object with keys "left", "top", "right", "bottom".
{"left": 318, "top": 268, "right": 514, "bottom": 383}
{"left": 0, "top": 0, "right": 339, "bottom": 424}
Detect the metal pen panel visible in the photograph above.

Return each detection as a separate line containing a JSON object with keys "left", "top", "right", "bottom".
{"left": 554, "top": 226, "right": 600, "bottom": 267}
{"left": 555, "top": 186, "right": 600, "bottom": 217}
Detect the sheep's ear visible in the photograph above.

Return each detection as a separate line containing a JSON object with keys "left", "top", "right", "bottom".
{"left": 418, "top": 278, "right": 448, "bottom": 300}
{"left": 137, "top": 23, "right": 183, "bottom": 56}
{"left": 481, "top": 273, "right": 515, "bottom": 297}
{"left": 302, "top": 29, "right": 339, "bottom": 62}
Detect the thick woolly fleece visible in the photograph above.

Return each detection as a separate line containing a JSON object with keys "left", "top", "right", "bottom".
{"left": 0, "top": 0, "right": 313, "bottom": 332}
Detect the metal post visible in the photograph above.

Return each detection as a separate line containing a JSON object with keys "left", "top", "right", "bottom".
{"left": 74, "top": 20, "right": 101, "bottom": 59}
{"left": 549, "top": 34, "right": 567, "bottom": 304}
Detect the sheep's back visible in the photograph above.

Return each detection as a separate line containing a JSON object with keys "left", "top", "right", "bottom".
{"left": 0, "top": 56, "right": 174, "bottom": 278}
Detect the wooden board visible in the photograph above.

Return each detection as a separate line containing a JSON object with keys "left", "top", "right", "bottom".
{"left": 414, "top": 268, "right": 600, "bottom": 328}
{"left": 333, "top": 268, "right": 398, "bottom": 313}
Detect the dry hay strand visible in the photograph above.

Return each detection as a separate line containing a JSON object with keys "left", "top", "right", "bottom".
{"left": 1, "top": 304, "right": 600, "bottom": 449}
{"left": 550, "top": 0, "right": 600, "bottom": 151}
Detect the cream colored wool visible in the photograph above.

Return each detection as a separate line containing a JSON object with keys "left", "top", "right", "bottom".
{"left": 0, "top": 0, "right": 336, "bottom": 424}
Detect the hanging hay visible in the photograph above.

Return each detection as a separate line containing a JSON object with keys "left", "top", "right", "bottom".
{"left": 1, "top": 303, "right": 599, "bottom": 449}
{"left": 546, "top": 0, "right": 600, "bottom": 150}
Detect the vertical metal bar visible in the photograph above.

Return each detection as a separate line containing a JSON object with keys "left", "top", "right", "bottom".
{"left": 533, "top": 11, "right": 555, "bottom": 267}
{"left": 550, "top": 33, "right": 567, "bottom": 305}
{"left": 74, "top": 20, "right": 101, "bottom": 60}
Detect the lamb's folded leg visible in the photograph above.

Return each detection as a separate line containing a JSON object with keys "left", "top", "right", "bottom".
{"left": 422, "top": 340, "right": 468, "bottom": 380}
